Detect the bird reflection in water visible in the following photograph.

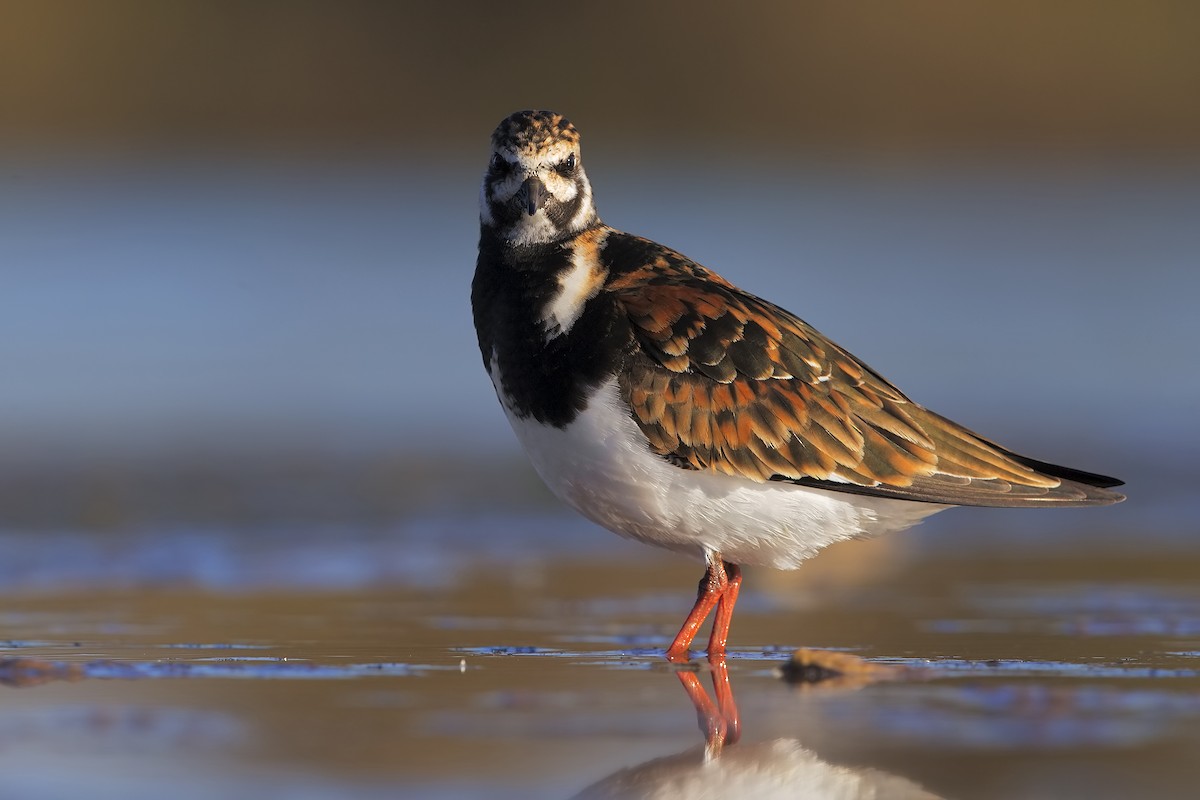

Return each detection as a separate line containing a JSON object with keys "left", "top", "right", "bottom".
{"left": 573, "top": 651, "right": 941, "bottom": 800}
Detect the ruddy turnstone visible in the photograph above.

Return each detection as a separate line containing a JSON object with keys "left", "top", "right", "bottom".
{"left": 471, "top": 110, "right": 1125, "bottom": 662}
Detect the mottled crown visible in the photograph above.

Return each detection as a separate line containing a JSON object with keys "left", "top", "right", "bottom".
{"left": 491, "top": 110, "right": 580, "bottom": 154}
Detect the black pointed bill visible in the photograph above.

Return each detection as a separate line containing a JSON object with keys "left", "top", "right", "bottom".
{"left": 519, "top": 176, "right": 546, "bottom": 216}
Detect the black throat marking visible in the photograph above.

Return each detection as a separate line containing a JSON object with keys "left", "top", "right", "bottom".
{"left": 472, "top": 227, "right": 629, "bottom": 428}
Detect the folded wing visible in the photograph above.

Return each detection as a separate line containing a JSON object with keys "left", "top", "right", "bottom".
{"left": 607, "top": 240, "right": 1124, "bottom": 507}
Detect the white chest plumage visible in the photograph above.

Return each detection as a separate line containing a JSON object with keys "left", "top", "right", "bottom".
{"left": 493, "top": 374, "right": 946, "bottom": 569}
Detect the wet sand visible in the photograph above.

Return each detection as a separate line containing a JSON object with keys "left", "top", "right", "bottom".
{"left": 1, "top": 517, "right": 1198, "bottom": 799}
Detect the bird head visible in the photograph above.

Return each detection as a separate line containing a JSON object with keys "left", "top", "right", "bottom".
{"left": 480, "top": 110, "right": 598, "bottom": 246}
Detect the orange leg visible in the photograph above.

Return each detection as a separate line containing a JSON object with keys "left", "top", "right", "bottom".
{"left": 707, "top": 563, "right": 742, "bottom": 657}
{"left": 666, "top": 556, "right": 742, "bottom": 663}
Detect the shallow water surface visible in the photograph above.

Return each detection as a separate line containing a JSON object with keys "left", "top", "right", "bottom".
{"left": 2, "top": 518, "right": 1199, "bottom": 799}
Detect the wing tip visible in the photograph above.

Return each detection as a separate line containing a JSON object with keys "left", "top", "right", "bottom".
{"left": 1056, "top": 479, "right": 1125, "bottom": 507}
{"left": 779, "top": 469, "right": 1126, "bottom": 508}
{"left": 1003, "top": 451, "right": 1124, "bottom": 491}
{"left": 1000, "top": 451, "right": 1125, "bottom": 504}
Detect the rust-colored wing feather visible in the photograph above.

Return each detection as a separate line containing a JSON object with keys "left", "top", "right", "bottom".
{"left": 608, "top": 238, "right": 1123, "bottom": 507}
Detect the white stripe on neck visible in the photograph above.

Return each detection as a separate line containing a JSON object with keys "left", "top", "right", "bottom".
{"left": 542, "top": 236, "right": 606, "bottom": 336}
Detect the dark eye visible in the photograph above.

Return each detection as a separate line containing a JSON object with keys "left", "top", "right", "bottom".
{"left": 490, "top": 153, "right": 509, "bottom": 172}
{"left": 556, "top": 153, "right": 577, "bottom": 175}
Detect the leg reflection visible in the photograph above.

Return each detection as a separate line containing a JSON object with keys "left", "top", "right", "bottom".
{"left": 674, "top": 653, "right": 741, "bottom": 759}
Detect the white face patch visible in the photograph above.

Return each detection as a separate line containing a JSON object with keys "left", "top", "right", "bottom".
{"left": 567, "top": 172, "right": 594, "bottom": 232}
{"left": 485, "top": 162, "right": 576, "bottom": 206}
{"left": 478, "top": 180, "right": 495, "bottom": 226}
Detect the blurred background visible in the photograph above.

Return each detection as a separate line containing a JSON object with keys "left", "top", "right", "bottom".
{"left": 4, "top": 8, "right": 1200, "bottom": 797}
{"left": 0, "top": 0, "right": 1196, "bottom": 538}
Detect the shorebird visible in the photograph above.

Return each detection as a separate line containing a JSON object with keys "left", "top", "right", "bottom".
{"left": 471, "top": 110, "right": 1124, "bottom": 662}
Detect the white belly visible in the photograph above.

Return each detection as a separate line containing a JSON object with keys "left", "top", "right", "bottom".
{"left": 498, "top": 378, "right": 946, "bottom": 569}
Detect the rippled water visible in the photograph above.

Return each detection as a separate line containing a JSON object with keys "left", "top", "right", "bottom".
{"left": 0, "top": 514, "right": 1198, "bottom": 800}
